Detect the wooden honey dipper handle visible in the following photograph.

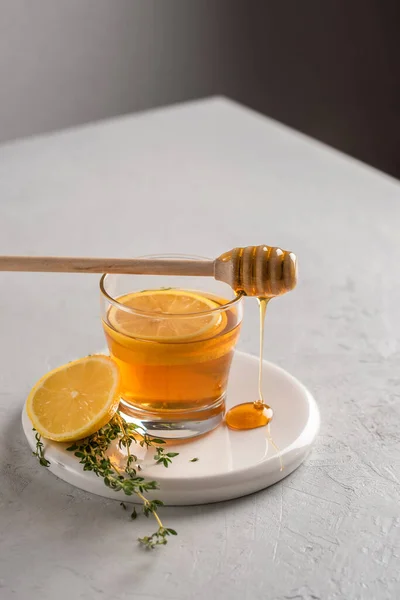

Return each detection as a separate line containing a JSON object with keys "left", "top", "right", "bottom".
{"left": 0, "top": 246, "right": 297, "bottom": 297}
{"left": 0, "top": 255, "right": 215, "bottom": 277}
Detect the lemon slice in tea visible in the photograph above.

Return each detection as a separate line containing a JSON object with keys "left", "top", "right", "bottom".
{"left": 107, "top": 289, "right": 227, "bottom": 341}
{"left": 26, "top": 355, "right": 120, "bottom": 442}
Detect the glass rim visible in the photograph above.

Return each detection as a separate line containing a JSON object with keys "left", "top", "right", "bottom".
{"left": 99, "top": 254, "right": 244, "bottom": 318}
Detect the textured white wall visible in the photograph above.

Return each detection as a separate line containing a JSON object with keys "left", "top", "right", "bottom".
{"left": 0, "top": 0, "right": 220, "bottom": 142}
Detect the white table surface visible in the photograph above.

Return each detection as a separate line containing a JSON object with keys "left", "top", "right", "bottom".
{"left": 1, "top": 97, "right": 400, "bottom": 600}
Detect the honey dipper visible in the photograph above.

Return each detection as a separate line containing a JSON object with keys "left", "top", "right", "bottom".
{"left": 0, "top": 246, "right": 297, "bottom": 297}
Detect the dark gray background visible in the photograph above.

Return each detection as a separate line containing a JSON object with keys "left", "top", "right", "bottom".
{"left": 1, "top": 0, "right": 399, "bottom": 178}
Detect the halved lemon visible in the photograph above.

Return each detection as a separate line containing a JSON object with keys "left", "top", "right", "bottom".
{"left": 26, "top": 355, "right": 120, "bottom": 442}
{"left": 107, "top": 289, "right": 227, "bottom": 341}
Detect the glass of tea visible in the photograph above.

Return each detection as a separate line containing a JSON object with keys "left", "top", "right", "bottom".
{"left": 100, "top": 255, "right": 243, "bottom": 438}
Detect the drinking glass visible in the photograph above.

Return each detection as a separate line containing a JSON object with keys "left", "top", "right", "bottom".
{"left": 100, "top": 255, "right": 243, "bottom": 438}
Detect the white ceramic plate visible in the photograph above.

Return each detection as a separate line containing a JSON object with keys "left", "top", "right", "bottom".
{"left": 22, "top": 351, "right": 319, "bottom": 505}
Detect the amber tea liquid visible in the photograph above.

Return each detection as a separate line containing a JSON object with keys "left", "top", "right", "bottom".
{"left": 102, "top": 289, "right": 241, "bottom": 425}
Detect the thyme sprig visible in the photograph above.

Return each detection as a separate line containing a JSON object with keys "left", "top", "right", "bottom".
{"left": 33, "top": 430, "right": 50, "bottom": 467}
{"left": 33, "top": 414, "right": 179, "bottom": 548}
{"left": 154, "top": 446, "right": 179, "bottom": 468}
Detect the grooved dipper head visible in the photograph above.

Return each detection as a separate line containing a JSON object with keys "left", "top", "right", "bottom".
{"left": 215, "top": 245, "right": 297, "bottom": 297}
